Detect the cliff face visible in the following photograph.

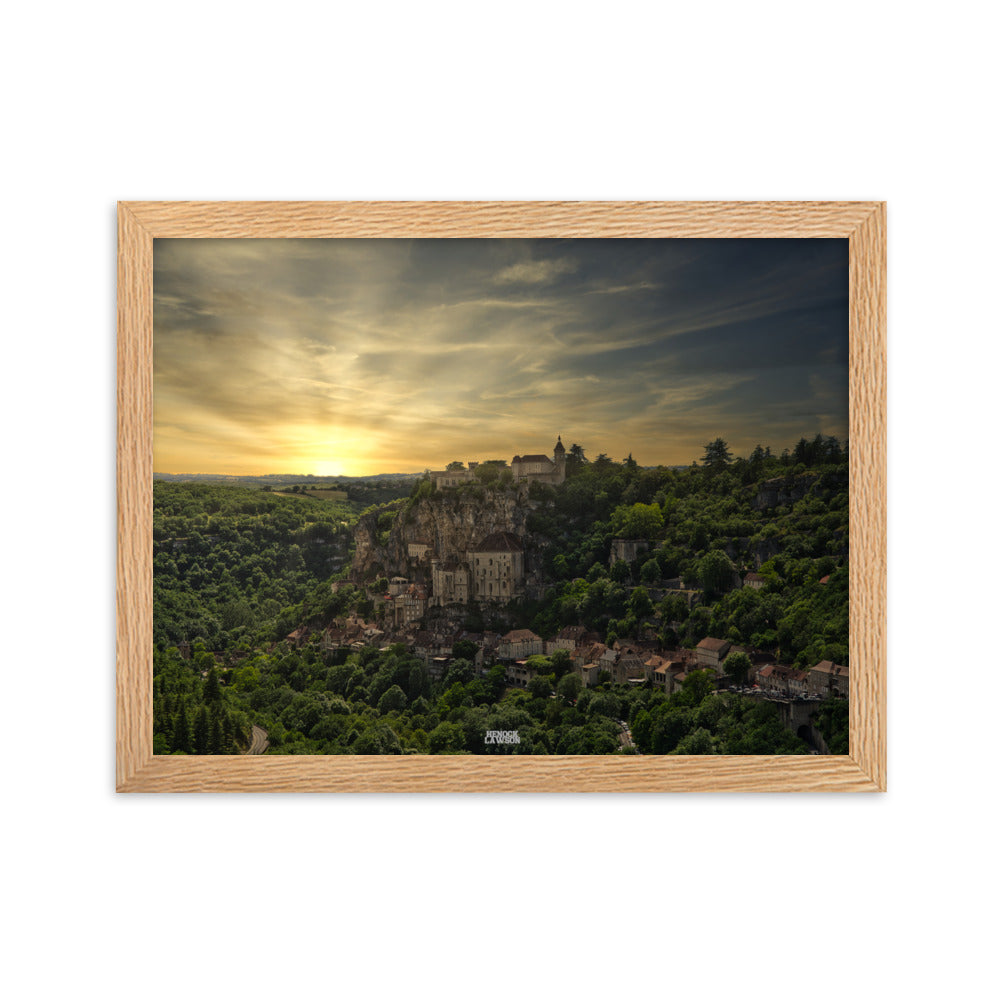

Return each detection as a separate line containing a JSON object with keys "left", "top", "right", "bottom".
{"left": 351, "top": 490, "right": 535, "bottom": 581}
{"left": 753, "top": 471, "right": 847, "bottom": 510}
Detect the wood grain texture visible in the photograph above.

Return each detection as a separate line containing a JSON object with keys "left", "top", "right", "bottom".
{"left": 848, "top": 204, "right": 888, "bottom": 790}
{"left": 117, "top": 205, "right": 154, "bottom": 786}
{"left": 122, "top": 201, "right": 877, "bottom": 239}
{"left": 116, "top": 200, "right": 887, "bottom": 793}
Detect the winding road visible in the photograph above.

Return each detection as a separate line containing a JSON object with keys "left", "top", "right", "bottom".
{"left": 247, "top": 725, "right": 269, "bottom": 755}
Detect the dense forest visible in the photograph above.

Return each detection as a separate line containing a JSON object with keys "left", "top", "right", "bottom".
{"left": 153, "top": 436, "right": 849, "bottom": 755}
{"left": 515, "top": 435, "right": 848, "bottom": 669}
{"left": 153, "top": 640, "right": 808, "bottom": 755}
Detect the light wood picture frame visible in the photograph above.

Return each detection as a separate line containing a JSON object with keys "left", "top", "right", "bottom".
{"left": 117, "top": 201, "right": 886, "bottom": 792}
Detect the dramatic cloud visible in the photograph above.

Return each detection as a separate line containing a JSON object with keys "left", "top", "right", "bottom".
{"left": 153, "top": 238, "right": 848, "bottom": 474}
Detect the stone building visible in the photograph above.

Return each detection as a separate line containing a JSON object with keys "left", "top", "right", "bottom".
{"left": 407, "top": 541, "right": 432, "bottom": 561}
{"left": 432, "top": 437, "right": 567, "bottom": 489}
{"left": 808, "top": 660, "right": 849, "bottom": 697}
{"left": 756, "top": 663, "right": 809, "bottom": 698}
{"left": 385, "top": 583, "right": 428, "bottom": 627}
{"left": 471, "top": 531, "right": 524, "bottom": 602}
{"left": 498, "top": 628, "right": 544, "bottom": 661}
{"left": 695, "top": 637, "right": 732, "bottom": 673}
{"left": 546, "top": 625, "right": 589, "bottom": 655}
{"left": 511, "top": 436, "right": 566, "bottom": 485}
{"left": 429, "top": 561, "right": 470, "bottom": 607}
{"left": 431, "top": 463, "right": 481, "bottom": 488}
{"left": 612, "top": 653, "right": 650, "bottom": 685}
{"left": 429, "top": 531, "right": 526, "bottom": 607}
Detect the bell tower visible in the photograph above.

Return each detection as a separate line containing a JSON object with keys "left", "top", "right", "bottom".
{"left": 553, "top": 435, "right": 566, "bottom": 483}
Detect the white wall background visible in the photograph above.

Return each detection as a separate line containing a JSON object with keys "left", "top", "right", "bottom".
{"left": 3, "top": 3, "right": 996, "bottom": 997}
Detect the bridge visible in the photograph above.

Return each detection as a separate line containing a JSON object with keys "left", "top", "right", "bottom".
{"left": 748, "top": 694, "right": 831, "bottom": 753}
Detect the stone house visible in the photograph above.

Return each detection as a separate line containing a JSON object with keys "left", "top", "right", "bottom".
{"left": 612, "top": 653, "right": 650, "bottom": 685}
{"left": 756, "top": 663, "right": 808, "bottom": 697}
{"left": 498, "top": 628, "right": 544, "bottom": 661}
{"left": 546, "top": 625, "right": 588, "bottom": 655}
{"left": 808, "top": 660, "right": 849, "bottom": 697}
{"left": 743, "top": 572, "right": 765, "bottom": 590}
{"left": 386, "top": 583, "right": 428, "bottom": 627}
{"left": 507, "top": 658, "right": 546, "bottom": 687}
{"left": 756, "top": 663, "right": 785, "bottom": 695}
{"left": 695, "top": 637, "right": 732, "bottom": 673}
{"left": 599, "top": 646, "right": 619, "bottom": 672}
{"left": 788, "top": 668, "right": 809, "bottom": 698}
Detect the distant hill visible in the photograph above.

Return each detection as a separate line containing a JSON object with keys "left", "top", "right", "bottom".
{"left": 153, "top": 471, "right": 424, "bottom": 488}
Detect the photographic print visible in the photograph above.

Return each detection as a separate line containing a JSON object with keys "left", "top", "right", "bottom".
{"left": 151, "top": 234, "right": 853, "bottom": 759}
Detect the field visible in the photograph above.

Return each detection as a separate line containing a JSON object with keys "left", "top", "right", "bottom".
{"left": 303, "top": 489, "right": 349, "bottom": 500}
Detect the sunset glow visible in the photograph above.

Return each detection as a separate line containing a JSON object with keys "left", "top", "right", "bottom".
{"left": 153, "top": 238, "right": 848, "bottom": 475}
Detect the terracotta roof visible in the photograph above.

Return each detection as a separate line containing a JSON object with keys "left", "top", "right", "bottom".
{"left": 475, "top": 531, "right": 523, "bottom": 552}
{"left": 811, "top": 660, "right": 847, "bottom": 675}
{"left": 502, "top": 628, "right": 542, "bottom": 642}
{"left": 697, "top": 637, "right": 731, "bottom": 652}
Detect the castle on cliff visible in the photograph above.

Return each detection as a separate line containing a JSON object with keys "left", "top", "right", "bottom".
{"left": 430, "top": 436, "right": 567, "bottom": 489}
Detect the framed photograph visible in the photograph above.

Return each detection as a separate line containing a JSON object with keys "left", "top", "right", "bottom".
{"left": 117, "top": 201, "right": 885, "bottom": 792}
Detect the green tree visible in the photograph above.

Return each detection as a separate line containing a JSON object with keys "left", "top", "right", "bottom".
{"left": 676, "top": 669, "right": 715, "bottom": 706}
{"left": 640, "top": 558, "right": 660, "bottom": 584}
{"left": 673, "top": 727, "right": 717, "bottom": 754}
{"left": 566, "top": 443, "right": 588, "bottom": 476}
{"left": 377, "top": 684, "right": 408, "bottom": 714}
{"left": 528, "top": 674, "right": 554, "bottom": 699}
{"left": 428, "top": 721, "right": 466, "bottom": 753}
{"left": 204, "top": 666, "right": 221, "bottom": 703}
{"left": 722, "top": 651, "right": 752, "bottom": 686}
{"left": 171, "top": 701, "right": 192, "bottom": 753}
{"left": 611, "top": 503, "right": 664, "bottom": 539}
{"left": 698, "top": 550, "right": 735, "bottom": 597}
{"left": 354, "top": 724, "right": 402, "bottom": 754}
{"left": 452, "top": 639, "right": 479, "bottom": 662}
{"left": 549, "top": 648, "right": 572, "bottom": 680}
{"left": 193, "top": 705, "right": 210, "bottom": 753}
{"left": 556, "top": 672, "right": 582, "bottom": 704}
{"left": 208, "top": 710, "right": 224, "bottom": 754}
{"left": 627, "top": 585, "right": 653, "bottom": 621}
{"left": 702, "top": 438, "right": 733, "bottom": 468}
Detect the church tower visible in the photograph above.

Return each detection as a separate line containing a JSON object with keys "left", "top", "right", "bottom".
{"left": 553, "top": 435, "right": 566, "bottom": 484}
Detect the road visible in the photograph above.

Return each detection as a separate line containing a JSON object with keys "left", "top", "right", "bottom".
{"left": 247, "top": 725, "right": 269, "bottom": 755}
{"left": 619, "top": 721, "right": 635, "bottom": 749}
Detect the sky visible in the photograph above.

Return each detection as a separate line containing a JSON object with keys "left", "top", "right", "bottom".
{"left": 153, "top": 238, "right": 848, "bottom": 476}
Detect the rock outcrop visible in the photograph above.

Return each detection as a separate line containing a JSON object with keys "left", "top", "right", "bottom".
{"left": 351, "top": 489, "right": 537, "bottom": 583}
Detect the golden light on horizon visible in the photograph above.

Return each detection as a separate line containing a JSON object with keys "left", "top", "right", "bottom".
{"left": 153, "top": 238, "right": 849, "bottom": 477}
